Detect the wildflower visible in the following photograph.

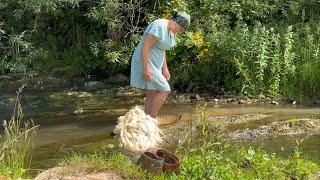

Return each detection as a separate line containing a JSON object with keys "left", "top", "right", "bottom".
{"left": 199, "top": 48, "right": 208, "bottom": 58}
{"left": 170, "top": 0, "right": 181, "bottom": 6}
{"left": 162, "top": 9, "right": 171, "bottom": 19}
{"left": 193, "top": 31, "right": 203, "bottom": 46}
{"left": 198, "top": 48, "right": 212, "bottom": 60}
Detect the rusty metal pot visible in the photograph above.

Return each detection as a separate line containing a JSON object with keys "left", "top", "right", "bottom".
{"left": 137, "top": 152, "right": 164, "bottom": 174}
{"left": 156, "top": 149, "right": 180, "bottom": 173}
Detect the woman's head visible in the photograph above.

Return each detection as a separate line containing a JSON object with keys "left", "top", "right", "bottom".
{"left": 169, "top": 11, "right": 191, "bottom": 34}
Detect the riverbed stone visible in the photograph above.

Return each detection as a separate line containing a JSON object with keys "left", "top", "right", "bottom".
{"left": 238, "top": 99, "right": 246, "bottom": 104}
{"left": 270, "top": 100, "right": 279, "bottom": 105}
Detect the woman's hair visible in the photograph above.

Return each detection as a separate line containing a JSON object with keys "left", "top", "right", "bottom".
{"left": 172, "top": 11, "right": 191, "bottom": 30}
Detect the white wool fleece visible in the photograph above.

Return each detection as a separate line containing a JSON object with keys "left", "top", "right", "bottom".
{"left": 114, "top": 106, "right": 163, "bottom": 152}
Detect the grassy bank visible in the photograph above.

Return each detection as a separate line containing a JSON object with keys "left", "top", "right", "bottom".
{"left": 58, "top": 143, "right": 320, "bottom": 179}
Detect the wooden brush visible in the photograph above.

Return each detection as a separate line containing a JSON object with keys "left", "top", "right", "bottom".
{"left": 157, "top": 114, "right": 183, "bottom": 125}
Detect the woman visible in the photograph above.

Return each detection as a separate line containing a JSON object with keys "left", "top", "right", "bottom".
{"left": 130, "top": 12, "right": 191, "bottom": 118}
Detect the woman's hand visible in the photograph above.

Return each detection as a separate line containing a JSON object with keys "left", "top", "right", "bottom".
{"left": 163, "top": 68, "right": 170, "bottom": 81}
{"left": 144, "top": 65, "right": 153, "bottom": 81}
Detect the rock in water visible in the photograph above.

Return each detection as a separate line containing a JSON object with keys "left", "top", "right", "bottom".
{"left": 113, "top": 106, "right": 163, "bottom": 152}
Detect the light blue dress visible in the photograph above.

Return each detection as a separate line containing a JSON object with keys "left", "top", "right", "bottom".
{"left": 130, "top": 19, "right": 176, "bottom": 92}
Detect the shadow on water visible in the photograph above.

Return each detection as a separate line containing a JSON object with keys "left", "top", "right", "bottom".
{"left": 0, "top": 90, "right": 319, "bottom": 172}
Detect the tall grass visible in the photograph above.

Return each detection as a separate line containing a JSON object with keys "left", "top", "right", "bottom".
{"left": 217, "top": 20, "right": 320, "bottom": 102}
{"left": 0, "top": 86, "right": 39, "bottom": 178}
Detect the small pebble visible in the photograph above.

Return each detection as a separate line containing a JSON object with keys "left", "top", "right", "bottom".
{"left": 271, "top": 100, "right": 279, "bottom": 105}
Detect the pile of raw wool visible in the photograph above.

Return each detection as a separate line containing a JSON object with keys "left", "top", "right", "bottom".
{"left": 113, "top": 106, "right": 163, "bottom": 152}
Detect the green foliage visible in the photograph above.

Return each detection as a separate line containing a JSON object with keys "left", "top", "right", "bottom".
{"left": 0, "top": 0, "right": 320, "bottom": 101}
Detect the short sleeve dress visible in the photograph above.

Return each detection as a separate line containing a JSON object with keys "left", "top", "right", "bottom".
{"left": 130, "top": 19, "right": 176, "bottom": 92}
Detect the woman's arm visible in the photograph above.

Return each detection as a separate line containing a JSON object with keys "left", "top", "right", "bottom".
{"left": 142, "top": 34, "right": 158, "bottom": 81}
{"left": 162, "top": 51, "right": 170, "bottom": 80}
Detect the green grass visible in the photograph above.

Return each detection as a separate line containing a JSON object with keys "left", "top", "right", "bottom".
{"left": 61, "top": 151, "right": 167, "bottom": 179}
{"left": 59, "top": 144, "right": 320, "bottom": 180}
{"left": 176, "top": 144, "right": 319, "bottom": 179}
{"left": 0, "top": 87, "right": 39, "bottom": 179}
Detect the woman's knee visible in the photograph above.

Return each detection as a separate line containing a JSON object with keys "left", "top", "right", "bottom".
{"left": 156, "top": 91, "right": 169, "bottom": 100}
{"left": 161, "top": 91, "right": 170, "bottom": 97}
{"left": 145, "top": 89, "right": 157, "bottom": 96}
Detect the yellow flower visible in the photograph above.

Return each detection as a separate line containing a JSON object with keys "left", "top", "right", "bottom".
{"left": 162, "top": 9, "right": 171, "bottom": 19}
{"left": 199, "top": 48, "right": 211, "bottom": 60}
{"left": 193, "top": 31, "right": 201, "bottom": 38}
{"left": 170, "top": 0, "right": 180, "bottom": 6}
{"left": 185, "top": 32, "right": 205, "bottom": 47}
{"left": 193, "top": 31, "right": 203, "bottom": 46}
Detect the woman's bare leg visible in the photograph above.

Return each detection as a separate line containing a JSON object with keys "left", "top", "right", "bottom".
{"left": 145, "top": 90, "right": 156, "bottom": 115}
{"left": 148, "top": 91, "right": 169, "bottom": 118}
